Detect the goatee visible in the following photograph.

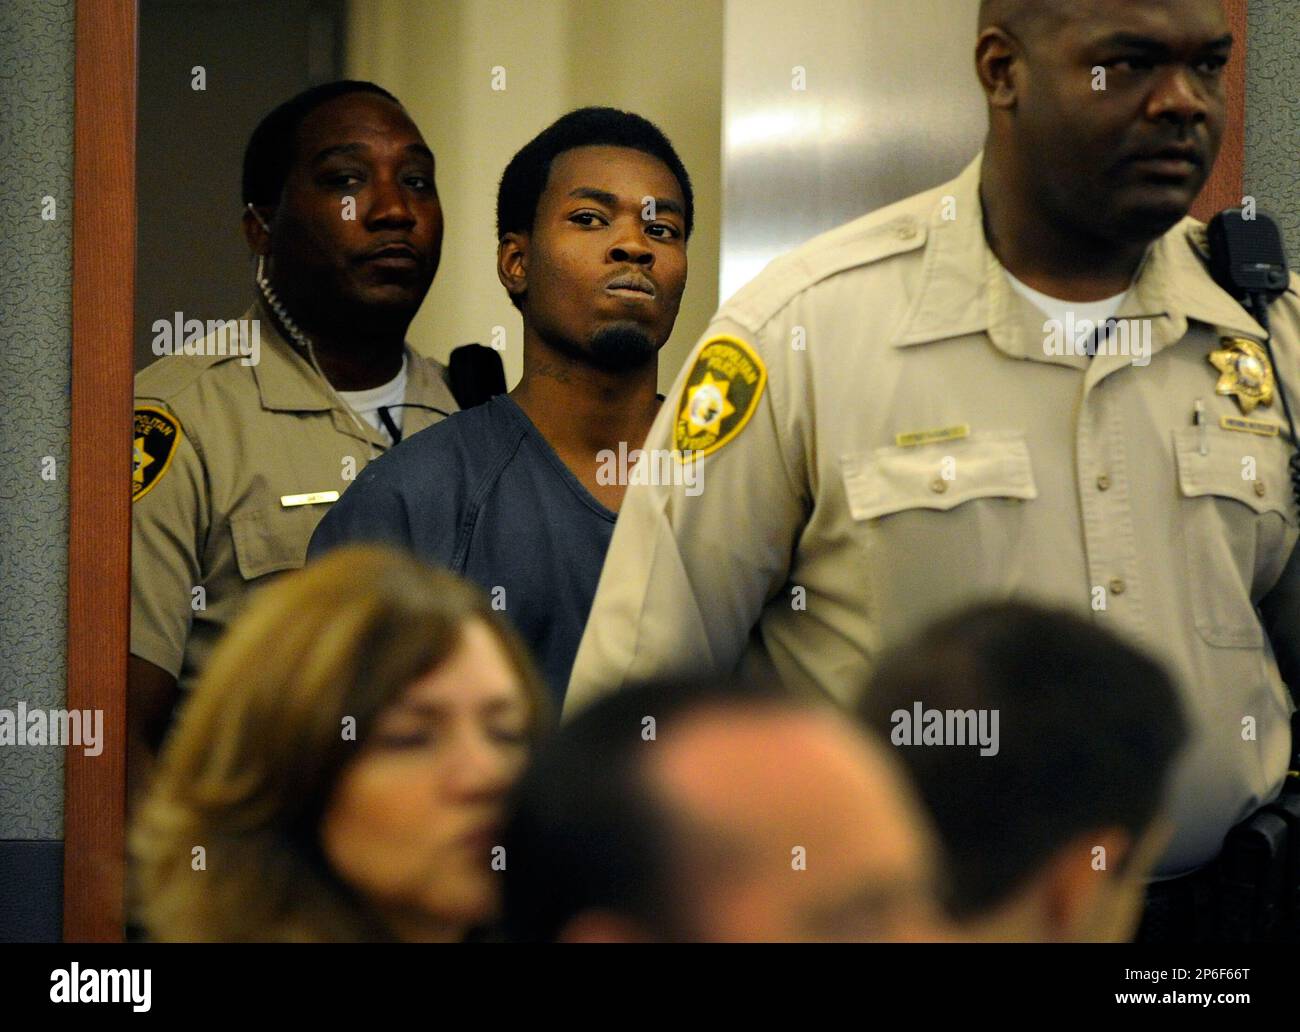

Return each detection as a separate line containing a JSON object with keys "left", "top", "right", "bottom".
{"left": 578, "top": 323, "right": 659, "bottom": 373}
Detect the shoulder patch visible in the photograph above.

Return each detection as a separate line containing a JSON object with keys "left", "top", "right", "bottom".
{"left": 673, "top": 335, "right": 767, "bottom": 458}
{"left": 133, "top": 406, "right": 182, "bottom": 502}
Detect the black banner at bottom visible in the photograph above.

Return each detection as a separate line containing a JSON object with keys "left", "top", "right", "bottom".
{"left": 0, "top": 943, "right": 1291, "bottom": 1019}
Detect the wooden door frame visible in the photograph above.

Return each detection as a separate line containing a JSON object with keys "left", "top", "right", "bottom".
{"left": 64, "top": 0, "right": 136, "bottom": 942}
{"left": 1192, "top": 0, "right": 1249, "bottom": 223}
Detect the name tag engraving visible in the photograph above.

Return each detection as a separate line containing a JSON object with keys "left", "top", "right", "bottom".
{"left": 895, "top": 424, "right": 970, "bottom": 448}
{"left": 1219, "top": 416, "right": 1280, "bottom": 437}
{"left": 280, "top": 491, "right": 340, "bottom": 508}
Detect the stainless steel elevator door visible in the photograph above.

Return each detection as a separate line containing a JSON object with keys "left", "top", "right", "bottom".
{"left": 722, "top": 0, "right": 987, "bottom": 301}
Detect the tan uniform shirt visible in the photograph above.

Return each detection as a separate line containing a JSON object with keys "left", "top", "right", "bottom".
{"left": 568, "top": 155, "right": 1300, "bottom": 875}
{"left": 131, "top": 301, "right": 458, "bottom": 694}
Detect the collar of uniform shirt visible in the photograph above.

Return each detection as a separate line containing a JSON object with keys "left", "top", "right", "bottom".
{"left": 246, "top": 299, "right": 337, "bottom": 413}
{"left": 892, "top": 153, "right": 1268, "bottom": 359}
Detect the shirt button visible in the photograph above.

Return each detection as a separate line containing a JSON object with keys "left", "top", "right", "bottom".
{"left": 1096, "top": 474, "right": 1111, "bottom": 491}
{"left": 1254, "top": 481, "right": 1267, "bottom": 497}
{"left": 1109, "top": 578, "right": 1126, "bottom": 595}
{"left": 895, "top": 221, "right": 918, "bottom": 240}
{"left": 930, "top": 477, "right": 949, "bottom": 494}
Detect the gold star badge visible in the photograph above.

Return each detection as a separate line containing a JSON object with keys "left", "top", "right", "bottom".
{"left": 133, "top": 436, "right": 154, "bottom": 488}
{"left": 133, "top": 406, "right": 182, "bottom": 501}
{"left": 684, "top": 371, "right": 736, "bottom": 437}
{"left": 1209, "top": 337, "right": 1274, "bottom": 415}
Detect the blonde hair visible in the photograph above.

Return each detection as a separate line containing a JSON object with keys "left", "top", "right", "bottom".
{"left": 131, "top": 544, "right": 549, "bottom": 941}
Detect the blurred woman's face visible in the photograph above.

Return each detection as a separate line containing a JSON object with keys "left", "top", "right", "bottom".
{"left": 321, "top": 619, "right": 531, "bottom": 940}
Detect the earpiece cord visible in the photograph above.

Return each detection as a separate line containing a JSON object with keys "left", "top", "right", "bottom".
{"left": 254, "top": 254, "right": 378, "bottom": 463}
{"left": 383, "top": 402, "right": 456, "bottom": 419}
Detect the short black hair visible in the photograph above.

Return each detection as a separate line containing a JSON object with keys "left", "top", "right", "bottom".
{"left": 500, "top": 677, "right": 790, "bottom": 942}
{"left": 858, "top": 602, "right": 1188, "bottom": 921}
{"left": 495, "top": 106, "right": 694, "bottom": 243}
{"left": 977, "top": 0, "right": 1073, "bottom": 40}
{"left": 242, "top": 80, "right": 402, "bottom": 208}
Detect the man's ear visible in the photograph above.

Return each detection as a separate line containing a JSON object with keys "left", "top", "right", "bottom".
{"left": 1103, "top": 818, "right": 1174, "bottom": 942}
{"left": 557, "top": 909, "right": 658, "bottom": 944}
{"left": 242, "top": 204, "right": 273, "bottom": 255}
{"left": 1040, "top": 828, "right": 1137, "bottom": 941}
{"left": 974, "top": 27, "right": 1022, "bottom": 110}
{"left": 1119, "top": 818, "right": 1173, "bottom": 885}
{"left": 497, "top": 232, "right": 529, "bottom": 306}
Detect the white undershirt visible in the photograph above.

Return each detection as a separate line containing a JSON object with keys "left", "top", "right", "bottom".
{"left": 336, "top": 354, "right": 408, "bottom": 447}
{"left": 1004, "top": 269, "right": 1130, "bottom": 328}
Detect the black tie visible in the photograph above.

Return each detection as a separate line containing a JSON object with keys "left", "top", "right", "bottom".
{"left": 376, "top": 405, "right": 402, "bottom": 445}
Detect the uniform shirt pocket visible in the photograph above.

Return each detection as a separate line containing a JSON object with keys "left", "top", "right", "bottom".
{"left": 841, "top": 430, "right": 1038, "bottom": 521}
{"left": 230, "top": 504, "right": 329, "bottom": 581}
{"left": 839, "top": 430, "right": 1039, "bottom": 643}
{"left": 1173, "top": 425, "right": 1298, "bottom": 647}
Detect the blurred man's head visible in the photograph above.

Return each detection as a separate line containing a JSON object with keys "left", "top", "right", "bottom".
{"left": 502, "top": 680, "right": 943, "bottom": 942}
{"left": 859, "top": 602, "right": 1188, "bottom": 942}
{"left": 495, "top": 107, "right": 691, "bottom": 374}
{"left": 975, "top": 0, "right": 1230, "bottom": 245}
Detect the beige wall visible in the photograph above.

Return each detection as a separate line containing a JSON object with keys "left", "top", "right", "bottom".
{"left": 346, "top": 0, "right": 723, "bottom": 393}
